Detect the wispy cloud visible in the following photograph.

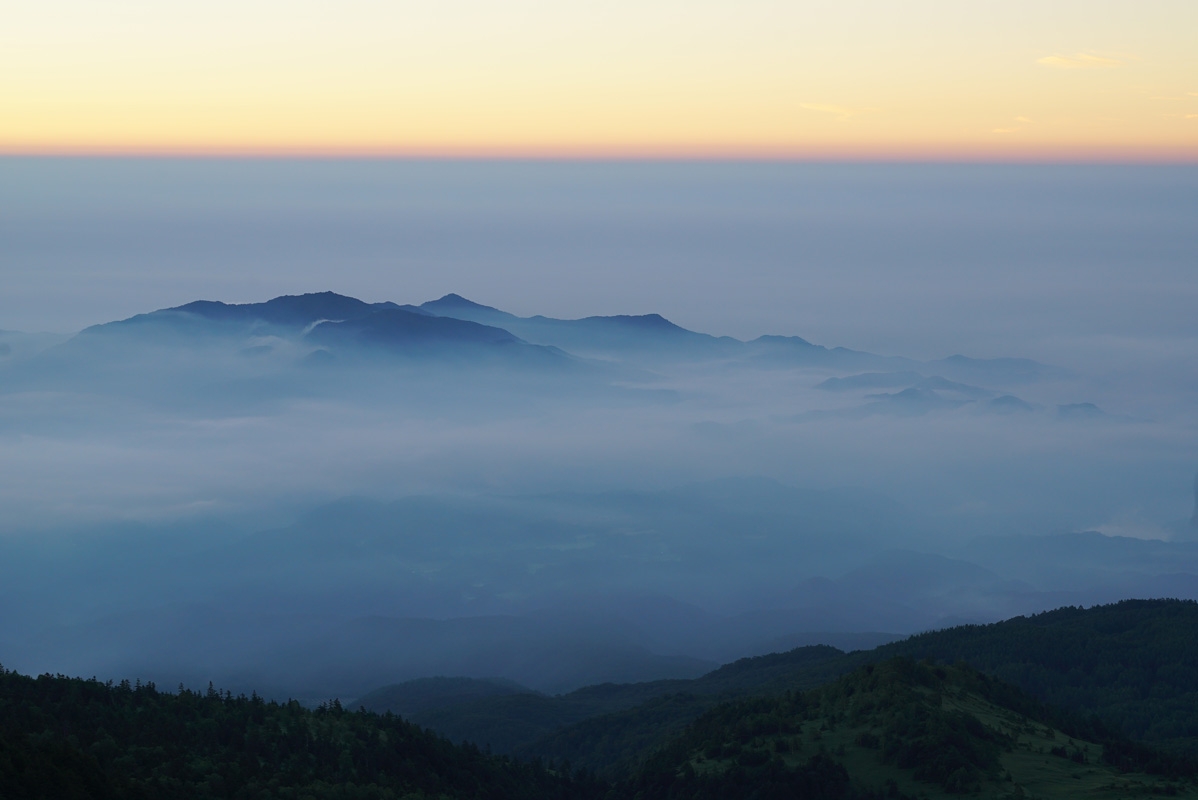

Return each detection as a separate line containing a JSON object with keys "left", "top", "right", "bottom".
{"left": 800, "top": 103, "right": 873, "bottom": 121}
{"left": 993, "top": 116, "right": 1032, "bottom": 134}
{"left": 1037, "top": 53, "right": 1124, "bottom": 70}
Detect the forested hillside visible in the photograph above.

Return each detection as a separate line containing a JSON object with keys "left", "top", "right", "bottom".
{"left": 0, "top": 667, "right": 603, "bottom": 800}
{"left": 624, "top": 658, "right": 1198, "bottom": 799}
{"left": 391, "top": 600, "right": 1198, "bottom": 775}
{"left": 876, "top": 599, "right": 1198, "bottom": 748}
{"left": 5, "top": 600, "right": 1198, "bottom": 798}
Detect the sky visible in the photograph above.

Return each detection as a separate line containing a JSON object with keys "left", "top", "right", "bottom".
{"left": 2, "top": 0, "right": 1197, "bottom": 158}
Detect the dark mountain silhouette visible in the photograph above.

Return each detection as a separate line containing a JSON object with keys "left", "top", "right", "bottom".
{"left": 49, "top": 293, "right": 578, "bottom": 372}
{"left": 989, "top": 393, "right": 1035, "bottom": 412}
{"left": 79, "top": 291, "right": 394, "bottom": 340}
{"left": 307, "top": 307, "right": 521, "bottom": 348}
{"left": 420, "top": 294, "right": 743, "bottom": 360}
{"left": 380, "top": 599, "right": 1198, "bottom": 777}
{"left": 421, "top": 293, "right": 1062, "bottom": 378}
{"left": 6, "top": 654, "right": 1191, "bottom": 799}
{"left": 174, "top": 291, "right": 394, "bottom": 326}
{"left": 5, "top": 626, "right": 1193, "bottom": 799}
{"left": 421, "top": 293, "right": 509, "bottom": 317}
{"left": 19, "top": 291, "right": 1060, "bottom": 389}
{"left": 358, "top": 646, "right": 848, "bottom": 757}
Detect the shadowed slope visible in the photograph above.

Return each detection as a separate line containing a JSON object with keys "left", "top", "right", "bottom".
{"left": 625, "top": 658, "right": 1196, "bottom": 799}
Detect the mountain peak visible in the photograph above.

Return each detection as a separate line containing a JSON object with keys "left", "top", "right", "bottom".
{"left": 168, "top": 292, "right": 375, "bottom": 326}
{"left": 424, "top": 294, "right": 500, "bottom": 312}
{"left": 580, "top": 313, "right": 686, "bottom": 332}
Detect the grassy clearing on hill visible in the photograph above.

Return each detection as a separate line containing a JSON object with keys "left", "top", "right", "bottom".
{"left": 624, "top": 658, "right": 1198, "bottom": 799}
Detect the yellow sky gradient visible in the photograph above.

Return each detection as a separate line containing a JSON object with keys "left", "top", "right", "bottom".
{"left": 2, "top": 0, "right": 1196, "bottom": 159}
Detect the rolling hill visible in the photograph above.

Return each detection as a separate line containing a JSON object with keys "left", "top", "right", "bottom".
{"left": 364, "top": 600, "right": 1198, "bottom": 778}
{"left": 623, "top": 657, "right": 1196, "bottom": 799}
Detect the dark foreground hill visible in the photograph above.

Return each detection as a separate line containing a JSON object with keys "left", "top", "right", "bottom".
{"left": 0, "top": 666, "right": 603, "bottom": 800}
{"left": 874, "top": 599, "right": 1198, "bottom": 748}
{"left": 5, "top": 657, "right": 1194, "bottom": 800}
{"left": 357, "top": 646, "right": 848, "bottom": 761}
{"left": 623, "top": 658, "right": 1197, "bottom": 799}
{"left": 373, "top": 600, "right": 1198, "bottom": 776}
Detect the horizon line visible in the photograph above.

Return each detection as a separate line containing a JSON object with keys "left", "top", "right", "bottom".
{"left": 3, "top": 144, "right": 1197, "bottom": 166}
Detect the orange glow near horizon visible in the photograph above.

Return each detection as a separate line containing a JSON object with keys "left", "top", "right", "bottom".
{"left": 3, "top": 1, "right": 1196, "bottom": 161}
{"left": 6, "top": 143, "right": 1198, "bottom": 165}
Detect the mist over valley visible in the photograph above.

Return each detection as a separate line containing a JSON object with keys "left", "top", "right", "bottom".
{"left": 2, "top": 283, "right": 1195, "bottom": 703}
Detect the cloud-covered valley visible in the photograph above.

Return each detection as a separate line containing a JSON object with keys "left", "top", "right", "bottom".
{"left": 1, "top": 290, "right": 1195, "bottom": 699}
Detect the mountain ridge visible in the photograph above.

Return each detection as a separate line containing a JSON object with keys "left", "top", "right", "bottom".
{"left": 359, "top": 599, "right": 1198, "bottom": 775}
{"left": 22, "top": 291, "right": 1068, "bottom": 393}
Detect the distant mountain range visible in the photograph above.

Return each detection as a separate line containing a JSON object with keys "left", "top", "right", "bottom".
{"left": 24, "top": 291, "right": 1056, "bottom": 383}
{"left": 0, "top": 292, "right": 1111, "bottom": 431}
{"left": 0, "top": 291, "right": 1099, "bottom": 420}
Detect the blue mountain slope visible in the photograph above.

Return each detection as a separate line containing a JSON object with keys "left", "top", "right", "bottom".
{"left": 57, "top": 292, "right": 574, "bottom": 366}
{"left": 67, "top": 292, "right": 395, "bottom": 348}
{"left": 308, "top": 308, "right": 521, "bottom": 347}
{"left": 746, "top": 336, "right": 913, "bottom": 370}
{"left": 422, "top": 295, "right": 1057, "bottom": 378}
{"left": 421, "top": 295, "right": 888, "bottom": 365}
{"left": 31, "top": 291, "right": 1058, "bottom": 384}
{"left": 304, "top": 307, "right": 576, "bottom": 367}
{"left": 173, "top": 291, "right": 392, "bottom": 326}
{"left": 420, "top": 293, "right": 516, "bottom": 324}
{"left": 420, "top": 294, "right": 738, "bottom": 358}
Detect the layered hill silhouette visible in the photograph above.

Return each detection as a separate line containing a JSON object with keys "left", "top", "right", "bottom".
{"left": 19, "top": 291, "right": 1063, "bottom": 386}
{"left": 419, "top": 293, "right": 744, "bottom": 360}
{"left": 69, "top": 292, "right": 573, "bottom": 367}
{"left": 5, "top": 602, "right": 1198, "bottom": 799}
{"left": 1, "top": 290, "right": 1113, "bottom": 426}
{"left": 357, "top": 600, "right": 1198, "bottom": 778}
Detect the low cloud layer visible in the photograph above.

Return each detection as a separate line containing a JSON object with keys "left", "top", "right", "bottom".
{"left": 0, "top": 162, "right": 1194, "bottom": 698}
{"left": 1037, "top": 53, "right": 1124, "bottom": 69}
